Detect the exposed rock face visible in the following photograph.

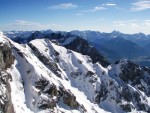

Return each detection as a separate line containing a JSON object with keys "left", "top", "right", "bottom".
{"left": 0, "top": 72, "right": 14, "bottom": 113}
{"left": 0, "top": 43, "right": 14, "bottom": 113}
{"left": 95, "top": 83, "right": 108, "bottom": 103}
{"left": 34, "top": 77, "right": 57, "bottom": 110}
{"left": 120, "top": 60, "right": 150, "bottom": 96}
{"left": 108, "top": 60, "right": 150, "bottom": 112}
{"left": 120, "top": 61, "right": 143, "bottom": 82}
{"left": 44, "top": 84, "right": 58, "bottom": 96}
{"left": 34, "top": 78, "right": 79, "bottom": 110}
{"left": 70, "top": 69, "right": 82, "bottom": 79}
{"left": 86, "top": 71, "right": 95, "bottom": 77}
{"left": 0, "top": 44, "right": 14, "bottom": 70}
{"left": 59, "top": 87, "right": 79, "bottom": 109}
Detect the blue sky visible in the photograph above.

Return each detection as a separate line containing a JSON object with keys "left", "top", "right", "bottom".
{"left": 0, "top": 0, "right": 150, "bottom": 34}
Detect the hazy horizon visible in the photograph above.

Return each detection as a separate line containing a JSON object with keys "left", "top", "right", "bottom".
{"left": 1, "top": 0, "right": 150, "bottom": 34}
{"left": 2, "top": 29, "right": 150, "bottom": 35}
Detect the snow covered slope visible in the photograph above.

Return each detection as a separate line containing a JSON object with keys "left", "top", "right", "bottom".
{"left": 0, "top": 33, "right": 150, "bottom": 113}
{"left": 9, "top": 38, "right": 109, "bottom": 113}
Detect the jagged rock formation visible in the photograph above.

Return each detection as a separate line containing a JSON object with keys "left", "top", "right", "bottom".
{"left": 108, "top": 60, "right": 150, "bottom": 112}
{"left": 0, "top": 43, "right": 14, "bottom": 70}
{"left": 0, "top": 72, "right": 14, "bottom": 113}
{"left": 0, "top": 37, "right": 15, "bottom": 113}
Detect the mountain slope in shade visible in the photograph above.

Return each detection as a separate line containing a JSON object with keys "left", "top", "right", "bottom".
{"left": 63, "top": 37, "right": 110, "bottom": 67}
{"left": 0, "top": 32, "right": 150, "bottom": 113}
{"left": 91, "top": 42, "right": 122, "bottom": 62}
{"left": 70, "top": 30, "right": 150, "bottom": 62}
{"left": 144, "top": 43, "right": 150, "bottom": 55}
{"left": 101, "top": 37, "right": 148, "bottom": 58}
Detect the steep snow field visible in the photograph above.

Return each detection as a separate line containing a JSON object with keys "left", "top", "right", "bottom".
{"left": 7, "top": 38, "right": 110, "bottom": 113}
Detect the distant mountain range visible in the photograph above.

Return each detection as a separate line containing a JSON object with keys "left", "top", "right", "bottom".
{"left": 71, "top": 30, "right": 150, "bottom": 49}
{"left": 4, "top": 30, "right": 150, "bottom": 67}
{"left": 70, "top": 30, "right": 150, "bottom": 66}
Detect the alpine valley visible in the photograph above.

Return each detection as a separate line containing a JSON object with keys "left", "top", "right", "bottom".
{"left": 0, "top": 30, "right": 150, "bottom": 113}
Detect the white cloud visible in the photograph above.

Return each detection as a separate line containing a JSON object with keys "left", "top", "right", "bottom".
{"left": 94, "top": 6, "right": 106, "bottom": 11}
{"left": 81, "top": 6, "right": 106, "bottom": 13}
{"left": 6, "top": 20, "right": 63, "bottom": 31}
{"left": 145, "top": 20, "right": 150, "bottom": 22}
{"left": 143, "top": 20, "right": 150, "bottom": 27}
{"left": 131, "top": 1, "right": 150, "bottom": 11}
{"left": 10, "top": 20, "right": 44, "bottom": 27}
{"left": 48, "top": 3, "right": 77, "bottom": 10}
{"left": 113, "top": 19, "right": 150, "bottom": 34}
{"left": 51, "top": 23, "right": 62, "bottom": 27}
{"left": 80, "top": 3, "right": 116, "bottom": 13}
{"left": 102, "top": 3, "right": 116, "bottom": 6}
{"left": 113, "top": 20, "right": 140, "bottom": 27}
{"left": 126, "top": 19, "right": 138, "bottom": 22}
{"left": 113, "top": 21, "right": 126, "bottom": 26}
{"left": 129, "top": 23, "right": 140, "bottom": 27}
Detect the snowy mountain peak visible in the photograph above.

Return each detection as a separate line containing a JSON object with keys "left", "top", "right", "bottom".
{"left": 111, "top": 30, "right": 121, "bottom": 34}
{"left": 0, "top": 31, "right": 9, "bottom": 45}
{"left": 0, "top": 31, "right": 3, "bottom": 37}
{"left": 111, "top": 30, "right": 122, "bottom": 38}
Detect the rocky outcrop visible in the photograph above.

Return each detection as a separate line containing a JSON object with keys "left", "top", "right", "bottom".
{"left": 70, "top": 69, "right": 82, "bottom": 79}
{"left": 0, "top": 44, "right": 14, "bottom": 70}
{"left": 120, "top": 61, "right": 143, "bottom": 82}
{"left": 0, "top": 72, "right": 14, "bottom": 113}
{"left": 109, "top": 60, "right": 150, "bottom": 112}
{"left": 34, "top": 78, "right": 79, "bottom": 110}
{"left": 95, "top": 83, "right": 108, "bottom": 103}
{"left": 34, "top": 78, "right": 57, "bottom": 110}
{"left": 59, "top": 87, "right": 79, "bottom": 109}
{"left": 119, "top": 60, "right": 150, "bottom": 96}
{"left": 0, "top": 43, "right": 14, "bottom": 113}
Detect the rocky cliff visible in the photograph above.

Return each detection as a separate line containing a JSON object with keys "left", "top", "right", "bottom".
{"left": 0, "top": 34, "right": 14, "bottom": 113}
